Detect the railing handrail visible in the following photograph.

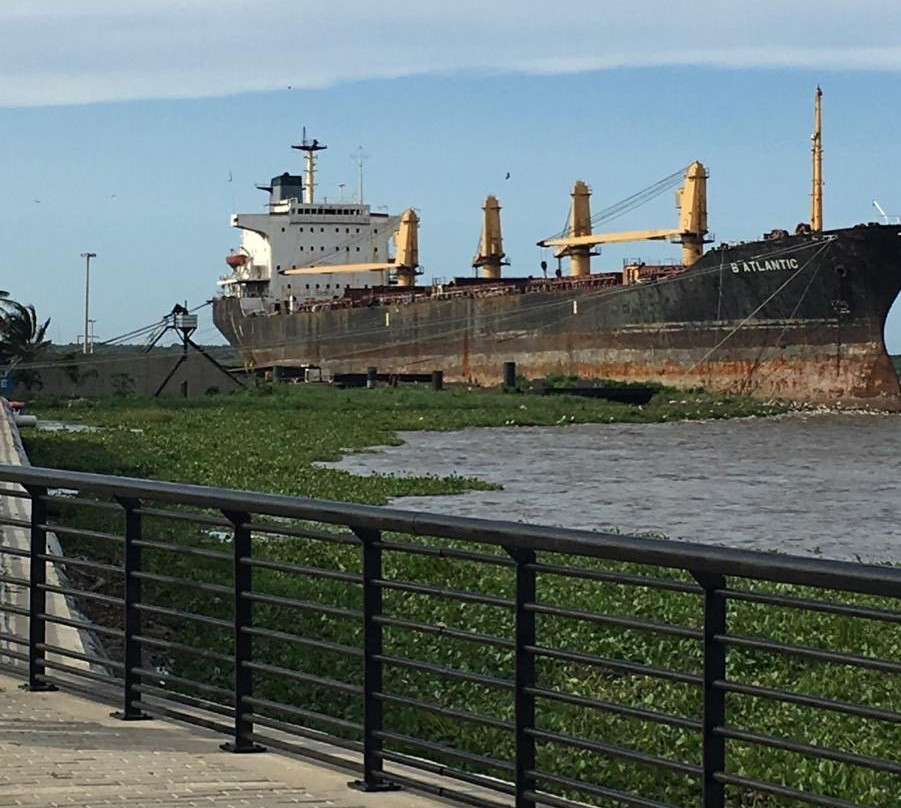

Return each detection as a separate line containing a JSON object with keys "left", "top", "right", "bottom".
{"left": 1, "top": 463, "right": 897, "bottom": 598}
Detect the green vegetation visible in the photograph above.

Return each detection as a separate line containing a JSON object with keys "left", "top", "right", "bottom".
{"left": 20, "top": 386, "right": 898, "bottom": 808}
{"left": 0, "top": 293, "right": 51, "bottom": 390}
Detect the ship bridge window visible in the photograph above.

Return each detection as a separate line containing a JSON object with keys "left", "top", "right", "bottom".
{"left": 356, "top": 228, "right": 360, "bottom": 233}
{"left": 320, "top": 227, "right": 324, "bottom": 232}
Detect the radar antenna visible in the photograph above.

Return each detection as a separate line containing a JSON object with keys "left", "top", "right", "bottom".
{"left": 291, "top": 127, "right": 327, "bottom": 205}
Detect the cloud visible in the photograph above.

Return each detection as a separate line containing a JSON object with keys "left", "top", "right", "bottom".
{"left": 4, "top": 0, "right": 901, "bottom": 106}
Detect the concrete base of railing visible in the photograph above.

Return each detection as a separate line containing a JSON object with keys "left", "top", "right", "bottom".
{"left": 0, "top": 399, "right": 93, "bottom": 674}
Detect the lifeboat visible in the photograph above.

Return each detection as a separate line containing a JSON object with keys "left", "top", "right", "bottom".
{"left": 226, "top": 253, "right": 248, "bottom": 269}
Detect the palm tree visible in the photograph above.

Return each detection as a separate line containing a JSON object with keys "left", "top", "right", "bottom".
{"left": 0, "top": 294, "right": 51, "bottom": 391}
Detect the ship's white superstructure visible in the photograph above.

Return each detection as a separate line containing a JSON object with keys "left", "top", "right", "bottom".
{"left": 218, "top": 136, "right": 399, "bottom": 315}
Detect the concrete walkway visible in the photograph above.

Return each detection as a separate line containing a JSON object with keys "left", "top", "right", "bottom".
{"left": 0, "top": 674, "right": 447, "bottom": 808}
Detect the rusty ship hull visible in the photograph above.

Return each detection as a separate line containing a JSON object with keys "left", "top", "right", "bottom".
{"left": 214, "top": 224, "right": 901, "bottom": 408}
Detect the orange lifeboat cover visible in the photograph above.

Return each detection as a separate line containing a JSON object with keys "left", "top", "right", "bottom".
{"left": 226, "top": 254, "right": 248, "bottom": 269}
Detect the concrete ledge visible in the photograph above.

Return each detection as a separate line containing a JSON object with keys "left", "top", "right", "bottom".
{"left": 0, "top": 399, "right": 91, "bottom": 673}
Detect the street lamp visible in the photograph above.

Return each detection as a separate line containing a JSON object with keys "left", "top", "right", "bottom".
{"left": 80, "top": 252, "right": 96, "bottom": 355}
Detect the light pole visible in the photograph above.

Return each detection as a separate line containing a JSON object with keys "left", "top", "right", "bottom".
{"left": 80, "top": 252, "right": 96, "bottom": 354}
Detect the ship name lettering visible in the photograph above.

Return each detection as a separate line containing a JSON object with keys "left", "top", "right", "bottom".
{"left": 730, "top": 257, "right": 801, "bottom": 274}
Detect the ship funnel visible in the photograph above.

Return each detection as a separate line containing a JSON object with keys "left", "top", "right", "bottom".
{"left": 473, "top": 195, "right": 507, "bottom": 279}
{"left": 564, "top": 180, "right": 593, "bottom": 277}
{"left": 675, "top": 161, "right": 708, "bottom": 265}
{"left": 394, "top": 208, "right": 420, "bottom": 287}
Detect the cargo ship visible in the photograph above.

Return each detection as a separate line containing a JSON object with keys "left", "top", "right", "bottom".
{"left": 213, "top": 91, "right": 901, "bottom": 408}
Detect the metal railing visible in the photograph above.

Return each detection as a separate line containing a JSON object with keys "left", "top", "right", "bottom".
{"left": 0, "top": 464, "right": 898, "bottom": 808}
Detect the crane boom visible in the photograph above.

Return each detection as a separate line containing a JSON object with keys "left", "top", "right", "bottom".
{"left": 538, "top": 161, "right": 709, "bottom": 267}
{"left": 541, "top": 227, "right": 681, "bottom": 249}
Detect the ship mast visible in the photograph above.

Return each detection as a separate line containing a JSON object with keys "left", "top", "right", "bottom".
{"left": 811, "top": 87, "right": 823, "bottom": 232}
{"left": 291, "top": 128, "right": 327, "bottom": 205}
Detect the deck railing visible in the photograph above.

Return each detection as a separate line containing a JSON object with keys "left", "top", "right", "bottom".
{"left": 0, "top": 464, "right": 898, "bottom": 808}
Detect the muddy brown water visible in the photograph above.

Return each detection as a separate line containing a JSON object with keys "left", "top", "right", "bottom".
{"left": 324, "top": 413, "right": 901, "bottom": 563}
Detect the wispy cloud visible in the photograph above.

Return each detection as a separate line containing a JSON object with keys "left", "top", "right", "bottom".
{"left": 4, "top": 0, "right": 901, "bottom": 106}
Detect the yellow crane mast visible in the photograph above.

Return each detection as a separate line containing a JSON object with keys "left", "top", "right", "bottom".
{"left": 539, "top": 161, "right": 709, "bottom": 269}
{"left": 472, "top": 195, "right": 507, "bottom": 279}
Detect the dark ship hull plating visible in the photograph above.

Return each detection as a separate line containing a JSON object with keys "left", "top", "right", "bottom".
{"left": 214, "top": 225, "right": 901, "bottom": 408}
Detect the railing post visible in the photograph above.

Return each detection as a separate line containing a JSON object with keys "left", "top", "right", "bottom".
{"left": 508, "top": 547, "right": 537, "bottom": 808}
{"left": 112, "top": 497, "right": 151, "bottom": 720}
{"left": 350, "top": 527, "right": 398, "bottom": 792}
{"left": 693, "top": 571, "right": 727, "bottom": 808}
{"left": 221, "top": 510, "right": 265, "bottom": 753}
{"left": 22, "top": 485, "right": 55, "bottom": 692}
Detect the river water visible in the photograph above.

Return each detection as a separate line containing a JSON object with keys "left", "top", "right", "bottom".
{"left": 325, "top": 413, "right": 901, "bottom": 563}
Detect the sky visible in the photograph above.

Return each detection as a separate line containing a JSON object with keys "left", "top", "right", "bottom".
{"left": 2, "top": 1, "right": 901, "bottom": 348}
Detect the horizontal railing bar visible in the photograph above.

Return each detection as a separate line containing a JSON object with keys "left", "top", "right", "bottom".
{"left": 246, "top": 713, "right": 363, "bottom": 752}
{"left": 131, "top": 667, "right": 234, "bottom": 699}
{"left": 528, "top": 602, "right": 703, "bottom": 639}
{"left": 133, "top": 539, "right": 232, "bottom": 563}
{"left": 528, "top": 727, "right": 702, "bottom": 777}
{"left": 0, "top": 545, "right": 30, "bottom": 559}
{"left": 242, "top": 519, "right": 360, "bottom": 546}
{"left": 240, "top": 590, "right": 362, "bottom": 620}
{"left": 135, "top": 506, "right": 231, "bottom": 527}
{"left": 526, "top": 686, "right": 702, "bottom": 731}
{"left": 375, "top": 539, "right": 515, "bottom": 567}
{"left": 5, "top": 465, "right": 899, "bottom": 597}
{"left": 375, "top": 729, "right": 515, "bottom": 772}
{"left": 133, "top": 634, "right": 233, "bottom": 665}
{"left": 0, "top": 603, "right": 29, "bottom": 618}
{"left": 133, "top": 683, "right": 234, "bottom": 718}
{"left": 374, "top": 614, "right": 515, "bottom": 649}
{"left": 246, "top": 732, "right": 360, "bottom": 775}
{"left": 375, "top": 691, "right": 515, "bottom": 732}
{"left": 133, "top": 700, "right": 234, "bottom": 736}
{"left": 0, "top": 630, "right": 28, "bottom": 647}
{"left": 722, "top": 587, "right": 901, "bottom": 623}
{"left": 718, "top": 633, "right": 901, "bottom": 674}
{"left": 133, "top": 603, "right": 232, "bottom": 630}
{"left": 0, "top": 573, "right": 28, "bottom": 588}
{"left": 38, "top": 659, "right": 124, "bottom": 687}
{"left": 0, "top": 647, "right": 29, "bottom": 662}
{"left": 0, "top": 486, "right": 29, "bottom": 499}
{"left": 529, "top": 769, "right": 680, "bottom": 808}
{"left": 131, "top": 570, "right": 232, "bottom": 597}
{"left": 41, "top": 523, "right": 124, "bottom": 544}
{"left": 376, "top": 770, "right": 510, "bottom": 808}
{"left": 41, "top": 495, "right": 122, "bottom": 512}
{"left": 243, "top": 695, "right": 362, "bottom": 733}
{"left": 375, "top": 578, "right": 515, "bottom": 608}
{"left": 374, "top": 653, "right": 515, "bottom": 690}
{"left": 241, "top": 625, "right": 363, "bottom": 657}
{"left": 377, "top": 749, "right": 517, "bottom": 795}
{"left": 715, "top": 772, "right": 868, "bottom": 808}
{"left": 716, "top": 680, "right": 901, "bottom": 724}
{"left": 716, "top": 725, "right": 901, "bottom": 775}
{"left": 528, "top": 644, "right": 703, "bottom": 685}
{"left": 38, "top": 553, "right": 122, "bottom": 576}
{"left": 36, "top": 669, "right": 122, "bottom": 694}
{"left": 241, "top": 556, "right": 362, "bottom": 584}
{"left": 38, "top": 582, "right": 123, "bottom": 606}
{"left": 529, "top": 561, "right": 701, "bottom": 594}
{"left": 242, "top": 660, "right": 363, "bottom": 694}
{"left": 42, "top": 612, "right": 124, "bottom": 638}
{"left": 0, "top": 515, "right": 32, "bottom": 529}
{"left": 35, "top": 642, "right": 122, "bottom": 670}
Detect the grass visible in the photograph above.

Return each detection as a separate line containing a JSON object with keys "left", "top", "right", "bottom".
{"left": 17, "top": 385, "right": 900, "bottom": 808}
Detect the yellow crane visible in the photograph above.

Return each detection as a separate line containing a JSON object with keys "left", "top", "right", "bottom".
{"left": 538, "top": 161, "right": 710, "bottom": 274}
{"left": 283, "top": 208, "right": 421, "bottom": 287}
